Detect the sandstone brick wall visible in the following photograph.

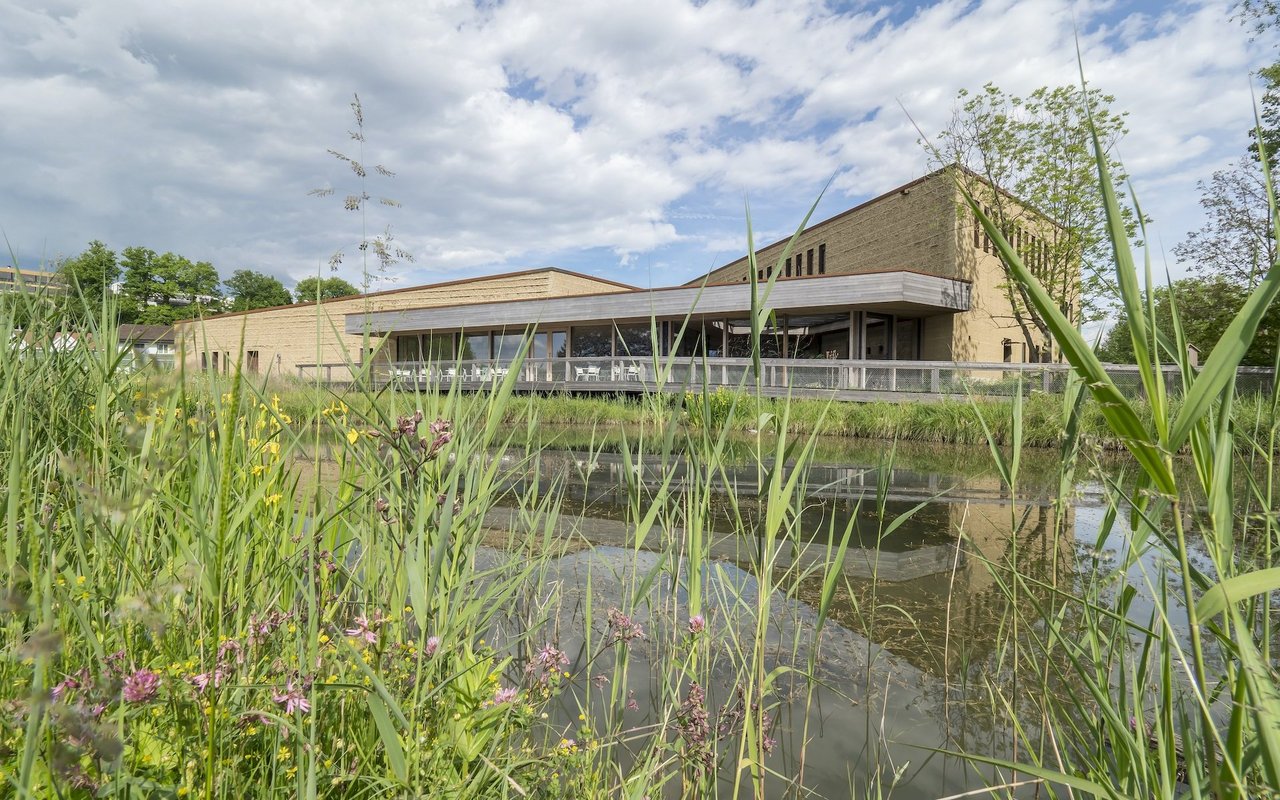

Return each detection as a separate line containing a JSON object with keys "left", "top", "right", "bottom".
{"left": 702, "top": 171, "right": 959, "bottom": 285}
{"left": 696, "top": 168, "right": 1064, "bottom": 363}
{"left": 175, "top": 269, "right": 628, "bottom": 380}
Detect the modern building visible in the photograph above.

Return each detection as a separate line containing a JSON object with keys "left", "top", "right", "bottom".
{"left": 176, "top": 167, "right": 1069, "bottom": 391}
{"left": 0, "top": 267, "right": 64, "bottom": 294}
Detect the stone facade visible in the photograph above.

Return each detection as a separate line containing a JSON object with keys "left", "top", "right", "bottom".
{"left": 698, "top": 167, "right": 1063, "bottom": 363}
{"left": 175, "top": 268, "right": 633, "bottom": 380}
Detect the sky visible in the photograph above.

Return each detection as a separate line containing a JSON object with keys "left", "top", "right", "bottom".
{"left": 0, "top": 0, "right": 1275, "bottom": 299}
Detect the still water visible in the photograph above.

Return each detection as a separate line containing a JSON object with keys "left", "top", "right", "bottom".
{"left": 478, "top": 435, "right": 1191, "bottom": 798}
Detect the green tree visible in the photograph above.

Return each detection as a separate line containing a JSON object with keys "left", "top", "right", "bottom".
{"left": 1174, "top": 155, "right": 1275, "bottom": 290}
{"left": 225, "top": 269, "right": 292, "bottom": 311}
{"left": 1096, "top": 276, "right": 1280, "bottom": 366}
{"left": 58, "top": 240, "right": 120, "bottom": 316}
{"left": 119, "top": 247, "right": 223, "bottom": 324}
{"left": 294, "top": 275, "right": 360, "bottom": 301}
{"left": 932, "top": 83, "right": 1133, "bottom": 361}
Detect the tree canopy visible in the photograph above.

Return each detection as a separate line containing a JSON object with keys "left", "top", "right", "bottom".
{"left": 119, "top": 247, "right": 222, "bottom": 324}
{"left": 58, "top": 240, "right": 121, "bottom": 316}
{"left": 1096, "top": 276, "right": 1280, "bottom": 367}
{"left": 294, "top": 276, "right": 360, "bottom": 301}
{"left": 225, "top": 270, "right": 292, "bottom": 311}
{"left": 1174, "top": 155, "right": 1275, "bottom": 290}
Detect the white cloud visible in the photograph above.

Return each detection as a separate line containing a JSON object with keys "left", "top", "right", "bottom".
{"left": 0, "top": 0, "right": 1272, "bottom": 290}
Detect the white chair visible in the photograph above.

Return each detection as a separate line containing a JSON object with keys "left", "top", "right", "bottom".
{"left": 586, "top": 366, "right": 600, "bottom": 381}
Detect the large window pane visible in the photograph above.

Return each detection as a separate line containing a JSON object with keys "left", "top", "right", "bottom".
{"left": 865, "top": 314, "right": 891, "bottom": 360}
{"left": 571, "top": 325, "right": 612, "bottom": 357}
{"left": 396, "top": 334, "right": 421, "bottom": 361}
{"left": 423, "top": 333, "right": 456, "bottom": 361}
{"left": 672, "top": 322, "right": 705, "bottom": 357}
{"left": 718, "top": 320, "right": 754, "bottom": 358}
{"left": 615, "top": 324, "right": 654, "bottom": 357}
{"left": 459, "top": 333, "right": 490, "bottom": 360}
{"left": 895, "top": 319, "right": 919, "bottom": 360}
{"left": 493, "top": 332, "right": 525, "bottom": 362}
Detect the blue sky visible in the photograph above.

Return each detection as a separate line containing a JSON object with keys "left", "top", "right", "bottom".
{"left": 0, "top": 0, "right": 1273, "bottom": 301}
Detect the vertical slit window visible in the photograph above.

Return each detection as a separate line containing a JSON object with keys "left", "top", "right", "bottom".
{"left": 818, "top": 243, "right": 826, "bottom": 274}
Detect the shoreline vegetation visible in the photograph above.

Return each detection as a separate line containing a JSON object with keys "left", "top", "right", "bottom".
{"left": 230, "top": 379, "right": 1280, "bottom": 451}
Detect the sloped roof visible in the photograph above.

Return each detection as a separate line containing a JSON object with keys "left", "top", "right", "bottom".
{"left": 180, "top": 266, "right": 638, "bottom": 324}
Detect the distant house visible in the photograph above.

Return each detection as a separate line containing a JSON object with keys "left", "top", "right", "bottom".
{"left": 117, "top": 324, "right": 176, "bottom": 369}
{"left": 0, "top": 267, "right": 64, "bottom": 294}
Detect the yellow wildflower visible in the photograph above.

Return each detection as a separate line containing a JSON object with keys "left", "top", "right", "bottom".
{"left": 346, "top": 428, "right": 359, "bottom": 445}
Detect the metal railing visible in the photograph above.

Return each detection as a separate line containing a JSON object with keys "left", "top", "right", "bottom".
{"left": 314, "top": 356, "right": 1279, "bottom": 398}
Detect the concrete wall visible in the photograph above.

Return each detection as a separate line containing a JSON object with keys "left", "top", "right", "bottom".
{"left": 175, "top": 269, "right": 629, "bottom": 380}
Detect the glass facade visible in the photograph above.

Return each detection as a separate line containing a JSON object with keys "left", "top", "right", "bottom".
{"left": 388, "top": 312, "right": 924, "bottom": 367}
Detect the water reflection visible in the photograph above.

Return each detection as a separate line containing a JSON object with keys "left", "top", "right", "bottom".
{"left": 495, "top": 447, "right": 1077, "bottom": 679}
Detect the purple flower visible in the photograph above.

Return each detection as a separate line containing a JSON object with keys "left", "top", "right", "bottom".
{"left": 429, "top": 418, "right": 451, "bottom": 436}
{"left": 218, "top": 639, "right": 244, "bottom": 665}
{"left": 51, "top": 668, "right": 88, "bottom": 702}
{"left": 345, "top": 615, "right": 378, "bottom": 645}
{"left": 247, "top": 610, "right": 290, "bottom": 646}
{"left": 606, "top": 608, "right": 645, "bottom": 646}
{"left": 121, "top": 669, "right": 160, "bottom": 704}
{"left": 526, "top": 644, "right": 569, "bottom": 684}
{"left": 393, "top": 411, "right": 423, "bottom": 439}
{"left": 272, "top": 680, "right": 311, "bottom": 715}
{"left": 188, "top": 668, "right": 225, "bottom": 693}
{"left": 687, "top": 615, "right": 706, "bottom": 635}
{"left": 424, "top": 636, "right": 440, "bottom": 658}
{"left": 675, "top": 682, "right": 713, "bottom": 775}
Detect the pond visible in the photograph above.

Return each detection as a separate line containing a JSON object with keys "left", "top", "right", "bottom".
{"left": 466, "top": 434, "right": 1200, "bottom": 798}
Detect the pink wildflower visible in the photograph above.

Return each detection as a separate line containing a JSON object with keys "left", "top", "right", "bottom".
{"left": 272, "top": 680, "right": 311, "bottom": 715}
{"left": 218, "top": 639, "right": 245, "bottom": 665}
{"left": 606, "top": 608, "right": 644, "bottom": 646}
{"left": 488, "top": 686, "right": 518, "bottom": 706}
{"left": 345, "top": 615, "right": 378, "bottom": 645}
{"left": 526, "top": 644, "right": 569, "bottom": 684}
{"left": 687, "top": 614, "right": 706, "bottom": 635}
{"left": 424, "top": 636, "right": 440, "bottom": 657}
{"left": 121, "top": 669, "right": 160, "bottom": 704}
{"left": 188, "top": 668, "right": 225, "bottom": 693}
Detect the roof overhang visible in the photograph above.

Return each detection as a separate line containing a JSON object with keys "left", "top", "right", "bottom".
{"left": 345, "top": 271, "right": 971, "bottom": 336}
